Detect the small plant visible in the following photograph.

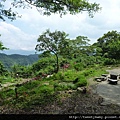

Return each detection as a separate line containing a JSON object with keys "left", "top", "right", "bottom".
{"left": 53, "top": 72, "right": 65, "bottom": 81}
{"left": 75, "top": 75, "right": 87, "bottom": 87}
{"left": 82, "top": 69, "right": 95, "bottom": 77}
{"left": 74, "top": 63, "right": 84, "bottom": 71}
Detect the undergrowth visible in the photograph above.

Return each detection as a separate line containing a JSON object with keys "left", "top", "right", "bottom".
{"left": 0, "top": 66, "right": 107, "bottom": 109}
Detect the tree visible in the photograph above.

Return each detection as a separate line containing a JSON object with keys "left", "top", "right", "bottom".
{"left": 94, "top": 30, "right": 120, "bottom": 60}
{"left": 35, "top": 29, "right": 69, "bottom": 73}
{"left": 0, "top": 0, "right": 18, "bottom": 21}
{"left": 68, "top": 36, "right": 90, "bottom": 58}
{"left": 0, "top": 34, "right": 8, "bottom": 50}
{"left": 0, "top": 62, "right": 8, "bottom": 75}
{"left": 0, "top": 0, "right": 101, "bottom": 21}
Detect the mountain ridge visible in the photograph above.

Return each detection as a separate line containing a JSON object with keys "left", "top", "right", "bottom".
{"left": 0, "top": 53, "right": 39, "bottom": 70}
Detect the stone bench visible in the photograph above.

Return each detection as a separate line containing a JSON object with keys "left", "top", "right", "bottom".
{"left": 108, "top": 78, "right": 118, "bottom": 84}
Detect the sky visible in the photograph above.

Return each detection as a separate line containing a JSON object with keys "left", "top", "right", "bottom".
{"left": 0, "top": 0, "right": 120, "bottom": 55}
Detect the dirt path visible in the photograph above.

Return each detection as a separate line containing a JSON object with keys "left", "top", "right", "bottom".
{"left": 0, "top": 78, "right": 32, "bottom": 91}
{"left": 95, "top": 68, "right": 120, "bottom": 106}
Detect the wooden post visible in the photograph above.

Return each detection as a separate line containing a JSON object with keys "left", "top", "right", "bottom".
{"left": 15, "top": 87, "right": 18, "bottom": 99}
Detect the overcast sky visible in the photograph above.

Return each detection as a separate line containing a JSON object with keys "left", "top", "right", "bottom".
{"left": 0, "top": 0, "right": 120, "bottom": 55}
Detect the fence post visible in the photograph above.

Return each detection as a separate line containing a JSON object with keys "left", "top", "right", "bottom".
{"left": 15, "top": 87, "right": 18, "bottom": 99}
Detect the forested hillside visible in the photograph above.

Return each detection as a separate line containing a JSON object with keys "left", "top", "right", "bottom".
{"left": 0, "top": 53, "right": 39, "bottom": 70}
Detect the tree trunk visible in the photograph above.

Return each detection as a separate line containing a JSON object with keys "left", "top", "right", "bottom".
{"left": 55, "top": 53, "right": 59, "bottom": 73}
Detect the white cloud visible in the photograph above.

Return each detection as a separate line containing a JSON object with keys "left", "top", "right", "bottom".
{"left": 0, "top": 22, "right": 37, "bottom": 51}
{"left": 1, "top": 0, "right": 120, "bottom": 54}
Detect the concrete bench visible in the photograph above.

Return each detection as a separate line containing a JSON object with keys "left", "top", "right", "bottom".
{"left": 108, "top": 78, "right": 118, "bottom": 84}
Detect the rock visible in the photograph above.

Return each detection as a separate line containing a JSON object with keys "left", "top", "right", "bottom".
{"left": 96, "top": 79, "right": 102, "bottom": 82}
{"left": 67, "top": 90, "right": 73, "bottom": 94}
{"left": 77, "top": 87, "right": 83, "bottom": 92}
{"left": 77, "top": 87, "right": 87, "bottom": 93}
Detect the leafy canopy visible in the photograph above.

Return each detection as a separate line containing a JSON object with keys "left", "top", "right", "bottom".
{"left": 35, "top": 29, "right": 69, "bottom": 73}
{"left": 0, "top": 0, "right": 101, "bottom": 21}
{"left": 35, "top": 29, "right": 69, "bottom": 54}
{"left": 94, "top": 30, "right": 120, "bottom": 59}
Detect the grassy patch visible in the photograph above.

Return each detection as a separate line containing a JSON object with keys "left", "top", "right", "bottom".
{"left": 0, "top": 76, "right": 15, "bottom": 84}
{"left": 0, "top": 66, "right": 108, "bottom": 109}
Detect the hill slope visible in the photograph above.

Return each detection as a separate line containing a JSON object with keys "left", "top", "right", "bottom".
{"left": 0, "top": 53, "right": 39, "bottom": 69}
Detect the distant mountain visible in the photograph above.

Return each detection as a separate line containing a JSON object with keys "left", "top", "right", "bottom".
{"left": 0, "top": 53, "right": 39, "bottom": 70}
{"left": 1, "top": 49, "right": 36, "bottom": 55}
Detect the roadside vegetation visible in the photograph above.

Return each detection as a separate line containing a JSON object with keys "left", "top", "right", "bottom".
{"left": 0, "top": 30, "right": 120, "bottom": 112}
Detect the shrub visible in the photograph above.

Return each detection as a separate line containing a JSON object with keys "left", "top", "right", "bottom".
{"left": 30, "top": 85, "right": 55, "bottom": 105}
{"left": 63, "top": 70, "right": 77, "bottom": 82}
{"left": 54, "top": 83, "right": 69, "bottom": 91}
{"left": 74, "top": 63, "right": 84, "bottom": 71}
{"left": 104, "top": 58, "right": 116, "bottom": 65}
{"left": 82, "top": 69, "right": 95, "bottom": 77}
{"left": 0, "top": 76, "right": 15, "bottom": 84}
{"left": 75, "top": 75, "right": 87, "bottom": 87}
{"left": 53, "top": 72, "right": 65, "bottom": 80}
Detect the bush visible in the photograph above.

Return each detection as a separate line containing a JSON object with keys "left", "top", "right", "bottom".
{"left": 0, "top": 76, "right": 15, "bottom": 84}
{"left": 54, "top": 83, "right": 70, "bottom": 91}
{"left": 64, "top": 70, "right": 76, "bottom": 81}
{"left": 53, "top": 72, "right": 65, "bottom": 80}
{"left": 104, "top": 58, "right": 116, "bottom": 65}
{"left": 74, "top": 63, "right": 84, "bottom": 71}
{"left": 82, "top": 69, "right": 95, "bottom": 77}
{"left": 30, "top": 85, "right": 55, "bottom": 105}
{"left": 40, "top": 86, "right": 54, "bottom": 95}
{"left": 22, "top": 81, "right": 40, "bottom": 89}
{"left": 75, "top": 75, "right": 87, "bottom": 87}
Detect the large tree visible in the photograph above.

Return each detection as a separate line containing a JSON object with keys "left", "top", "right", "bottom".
{"left": 35, "top": 29, "right": 69, "bottom": 73}
{"left": 67, "top": 36, "right": 90, "bottom": 58}
{"left": 0, "top": 0, "right": 101, "bottom": 21}
{"left": 94, "top": 30, "right": 120, "bottom": 59}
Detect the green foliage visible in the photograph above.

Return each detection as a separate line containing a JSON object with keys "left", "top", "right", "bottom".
{"left": 32, "top": 56, "right": 56, "bottom": 75}
{"left": 26, "top": 85, "right": 55, "bottom": 106}
{"left": 0, "top": 62, "right": 8, "bottom": 76}
{"left": 64, "top": 70, "right": 77, "bottom": 81}
{"left": 104, "top": 58, "right": 116, "bottom": 65}
{"left": 11, "top": 64, "right": 33, "bottom": 78}
{"left": 0, "top": 76, "right": 14, "bottom": 84}
{"left": 39, "top": 85, "right": 54, "bottom": 95}
{"left": 82, "top": 69, "right": 95, "bottom": 77}
{"left": 0, "top": 53, "right": 39, "bottom": 70}
{"left": 74, "top": 63, "right": 84, "bottom": 71}
{"left": 95, "top": 30, "right": 120, "bottom": 60}
{"left": 54, "top": 82, "right": 77, "bottom": 91}
{"left": 35, "top": 29, "right": 69, "bottom": 73}
{"left": 54, "top": 84, "right": 69, "bottom": 91}
{"left": 19, "top": 81, "right": 40, "bottom": 91}
{"left": 0, "top": 65, "right": 108, "bottom": 109}
{"left": 0, "top": 0, "right": 18, "bottom": 21}
{"left": 0, "top": 41, "right": 8, "bottom": 51}
{"left": 76, "top": 78, "right": 87, "bottom": 87}
{"left": 0, "top": 89, "right": 15, "bottom": 101}
{"left": 53, "top": 72, "right": 65, "bottom": 81}
{"left": 38, "top": 51, "right": 52, "bottom": 58}
{"left": 12, "top": 0, "right": 101, "bottom": 18}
